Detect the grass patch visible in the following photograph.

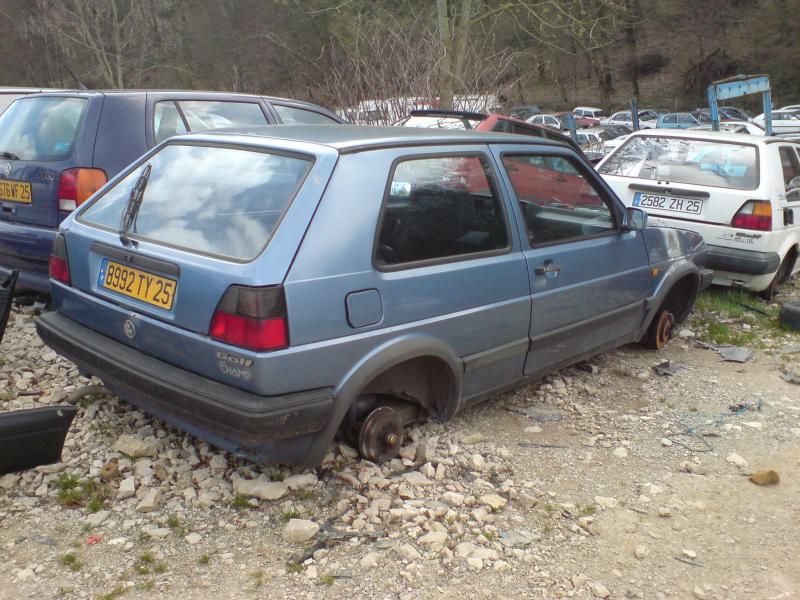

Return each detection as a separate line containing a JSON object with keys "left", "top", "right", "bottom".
{"left": 320, "top": 574, "right": 334, "bottom": 586}
{"left": 285, "top": 563, "right": 303, "bottom": 574}
{"left": 231, "top": 495, "right": 253, "bottom": 510}
{"left": 580, "top": 505, "right": 596, "bottom": 516}
{"left": 139, "top": 551, "right": 154, "bottom": 564}
{"left": 56, "top": 475, "right": 110, "bottom": 509}
{"left": 281, "top": 508, "right": 301, "bottom": 522}
{"left": 96, "top": 587, "right": 127, "bottom": 600}
{"left": 198, "top": 554, "right": 210, "bottom": 565}
{"left": 59, "top": 552, "right": 83, "bottom": 572}
{"left": 154, "top": 563, "right": 167, "bottom": 574}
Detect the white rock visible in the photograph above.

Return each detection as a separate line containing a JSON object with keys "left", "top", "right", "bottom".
{"left": 135, "top": 488, "right": 161, "bottom": 513}
{"left": 726, "top": 453, "right": 749, "bottom": 468}
{"left": 470, "top": 546, "right": 499, "bottom": 560}
{"left": 402, "top": 471, "right": 433, "bottom": 486}
{"left": 682, "top": 548, "right": 697, "bottom": 559}
{"left": 360, "top": 552, "right": 380, "bottom": 569}
{"left": 441, "top": 491, "right": 465, "bottom": 507}
{"left": 0, "top": 474, "right": 20, "bottom": 490}
{"left": 454, "top": 542, "right": 478, "bottom": 558}
{"left": 466, "top": 556, "right": 484, "bottom": 570}
{"left": 417, "top": 531, "right": 448, "bottom": 550}
{"left": 284, "top": 473, "right": 317, "bottom": 490}
{"left": 524, "top": 425, "right": 543, "bottom": 433}
{"left": 634, "top": 544, "right": 650, "bottom": 559}
{"left": 590, "top": 582, "right": 611, "bottom": 598}
{"left": 117, "top": 476, "right": 136, "bottom": 500}
{"left": 185, "top": 533, "right": 202, "bottom": 545}
{"left": 114, "top": 435, "right": 159, "bottom": 458}
{"left": 613, "top": 447, "right": 628, "bottom": 458}
{"left": 397, "top": 543, "right": 422, "bottom": 561}
{"left": 470, "top": 454, "right": 486, "bottom": 470}
{"left": 594, "top": 496, "right": 618, "bottom": 509}
{"left": 479, "top": 494, "right": 507, "bottom": 510}
{"left": 305, "top": 565, "right": 318, "bottom": 580}
{"left": 660, "top": 438, "right": 673, "bottom": 447}
{"left": 282, "top": 519, "right": 319, "bottom": 544}
{"left": 86, "top": 510, "right": 110, "bottom": 527}
{"left": 232, "top": 475, "right": 288, "bottom": 500}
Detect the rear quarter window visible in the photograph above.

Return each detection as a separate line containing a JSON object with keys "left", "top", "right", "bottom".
{"left": 0, "top": 96, "right": 87, "bottom": 161}
{"left": 79, "top": 144, "right": 313, "bottom": 261}
{"left": 273, "top": 104, "right": 339, "bottom": 125}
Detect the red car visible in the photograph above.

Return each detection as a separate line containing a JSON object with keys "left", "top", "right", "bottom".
{"left": 395, "top": 110, "right": 585, "bottom": 155}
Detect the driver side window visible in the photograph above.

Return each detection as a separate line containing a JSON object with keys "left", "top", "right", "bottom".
{"left": 501, "top": 154, "right": 616, "bottom": 246}
{"left": 780, "top": 147, "right": 800, "bottom": 195}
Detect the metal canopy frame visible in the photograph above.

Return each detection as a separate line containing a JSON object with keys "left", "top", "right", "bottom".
{"left": 708, "top": 74, "right": 772, "bottom": 135}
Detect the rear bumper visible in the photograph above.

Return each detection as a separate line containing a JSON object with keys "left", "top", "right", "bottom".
{"left": 36, "top": 311, "right": 334, "bottom": 465}
{"left": 705, "top": 244, "right": 780, "bottom": 276}
{"left": 0, "top": 220, "right": 57, "bottom": 293}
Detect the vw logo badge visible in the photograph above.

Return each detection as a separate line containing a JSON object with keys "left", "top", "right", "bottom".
{"left": 0, "top": 162, "right": 10, "bottom": 177}
{"left": 123, "top": 319, "right": 136, "bottom": 339}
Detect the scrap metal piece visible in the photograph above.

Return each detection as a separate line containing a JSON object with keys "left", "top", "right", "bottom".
{"left": 718, "top": 346, "right": 754, "bottom": 363}
{"left": 652, "top": 360, "right": 683, "bottom": 376}
{"left": 0, "top": 406, "right": 79, "bottom": 475}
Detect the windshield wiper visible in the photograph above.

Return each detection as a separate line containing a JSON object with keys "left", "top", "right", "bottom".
{"left": 119, "top": 163, "right": 152, "bottom": 246}
{"left": 0, "top": 151, "right": 20, "bottom": 160}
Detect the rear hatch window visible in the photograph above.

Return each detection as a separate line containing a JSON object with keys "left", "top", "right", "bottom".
{"left": 78, "top": 143, "right": 313, "bottom": 261}
{"left": 599, "top": 136, "right": 759, "bottom": 190}
{"left": 0, "top": 97, "right": 87, "bottom": 161}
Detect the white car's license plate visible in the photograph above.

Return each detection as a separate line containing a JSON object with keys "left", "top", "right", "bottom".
{"left": 633, "top": 192, "right": 703, "bottom": 215}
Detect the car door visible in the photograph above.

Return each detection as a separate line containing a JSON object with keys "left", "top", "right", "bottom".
{"left": 491, "top": 144, "right": 650, "bottom": 376}
{"left": 779, "top": 145, "right": 800, "bottom": 230}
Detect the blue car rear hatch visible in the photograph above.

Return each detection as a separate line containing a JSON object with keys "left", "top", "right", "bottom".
{"left": 54, "top": 135, "right": 339, "bottom": 393}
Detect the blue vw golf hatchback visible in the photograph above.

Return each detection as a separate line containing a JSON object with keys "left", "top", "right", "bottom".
{"left": 37, "top": 126, "right": 711, "bottom": 466}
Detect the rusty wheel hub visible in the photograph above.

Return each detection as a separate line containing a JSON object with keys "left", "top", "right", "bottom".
{"left": 653, "top": 310, "right": 675, "bottom": 350}
{"left": 358, "top": 406, "right": 404, "bottom": 463}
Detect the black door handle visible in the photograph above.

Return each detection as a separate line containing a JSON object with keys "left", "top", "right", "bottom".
{"left": 535, "top": 263, "right": 563, "bottom": 275}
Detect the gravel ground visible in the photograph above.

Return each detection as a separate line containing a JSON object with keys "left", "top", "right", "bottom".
{"left": 1, "top": 280, "right": 799, "bottom": 600}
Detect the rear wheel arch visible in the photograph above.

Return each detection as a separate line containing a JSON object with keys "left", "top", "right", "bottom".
{"left": 658, "top": 273, "right": 700, "bottom": 324}
{"left": 298, "top": 336, "right": 462, "bottom": 467}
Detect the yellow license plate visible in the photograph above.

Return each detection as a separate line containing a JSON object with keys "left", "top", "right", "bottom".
{"left": 99, "top": 260, "right": 177, "bottom": 310}
{"left": 0, "top": 179, "right": 32, "bottom": 203}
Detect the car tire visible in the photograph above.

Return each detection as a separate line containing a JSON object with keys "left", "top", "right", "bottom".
{"left": 779, "top": 301, "right": 800, "bottom": 331}
{"left": 758, "top": 251, "right": 795, "bottom": 301}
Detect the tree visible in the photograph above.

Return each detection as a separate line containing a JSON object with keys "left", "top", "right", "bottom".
{"left": 30, "top": 0, "right": 180, "bottom": 89}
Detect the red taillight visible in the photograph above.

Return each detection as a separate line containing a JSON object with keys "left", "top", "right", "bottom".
{"left": 209, "top": 285, "right": 288, "bottom": 351}
{"left": 49, "top": 234, "right": 71, "bottom": 285}
{"left": 58, "top": 168, "right": 107, "bottom": 212}
{"left": 731, "top": 200, "right": 772, "bottom": 231}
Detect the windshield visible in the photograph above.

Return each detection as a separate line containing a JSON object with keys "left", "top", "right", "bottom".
{"left": 400, "top": 115, "right": 482, "bottom": 130}
{"left": 79, "top": 144, "right": 313, "bottom": 261}
{"left": 599, "top": 136, "right": 759, "bottom": 190}
{"left": 0, "top": 96, "right": 87, "bottom": 161}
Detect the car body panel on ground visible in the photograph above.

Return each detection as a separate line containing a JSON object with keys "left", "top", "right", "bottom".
{"left": 39, "top": 126, "right": 709, "bottom": 466}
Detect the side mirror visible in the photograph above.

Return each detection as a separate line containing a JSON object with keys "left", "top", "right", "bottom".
{"left": 623, "top": 206, "right": 647, "bottom": 231}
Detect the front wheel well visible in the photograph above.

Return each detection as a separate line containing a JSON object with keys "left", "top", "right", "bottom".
{"left": 779, "top": 244, "right": 798, "bottom": 284}
{"left": 658, "top": 274, "right": 700, "bottom": 324}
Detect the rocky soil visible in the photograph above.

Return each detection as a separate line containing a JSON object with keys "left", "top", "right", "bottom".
{"left": 1, "top": 280, "right": 799, "bottom": 600}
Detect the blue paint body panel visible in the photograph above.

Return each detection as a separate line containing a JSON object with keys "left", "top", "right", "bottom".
{"left": 39, "top": 126, "right": 709, "bottom": 466}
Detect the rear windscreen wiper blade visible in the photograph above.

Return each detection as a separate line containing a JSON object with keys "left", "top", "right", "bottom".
{"left": 0, "top": 151, "right": 20, "bottom": 160}
{"left": 119, "top": 163, "right": 152, "bottom": 246}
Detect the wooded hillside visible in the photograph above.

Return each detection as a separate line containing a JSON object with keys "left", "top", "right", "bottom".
{"left": 0, "top": 0, "right": 796, "bottom": 113}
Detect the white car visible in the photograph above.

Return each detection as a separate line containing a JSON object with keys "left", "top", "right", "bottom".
{"left": 690, "top": 121, "right": 765, "bottom": 135}
{"left": 527, "top": 113, "right": 562, "bottom": 130}
{"left": 779, "top": 105, "right": 800, "bottom": 111}
{"left": 752, "top": 110, "right": 800, "bottom": 134}
{"left": 597, "top": 130, "right": 800, "bottom": 297}
{"left": 600, "top": 109, "right": 659, "bottom": 129}
{"left": 602, "top": 133, "right": 629, "bottom": 155}
{"left": 573, "top": 106, "right": 605, "bottom": 119}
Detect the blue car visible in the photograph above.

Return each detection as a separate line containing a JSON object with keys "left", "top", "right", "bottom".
{"left": 0, "top": 90, "right": 343, "bottom": 293}
{"left": 37, "top": 126, "right": 711, "bottom": 466}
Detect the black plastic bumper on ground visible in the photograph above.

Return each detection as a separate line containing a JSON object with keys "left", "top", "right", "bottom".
{"left": 36, "top": 312, "right": 334, "bottom": 465}
{"left": 705, "top": 245, "right": 780, "bottom": 276}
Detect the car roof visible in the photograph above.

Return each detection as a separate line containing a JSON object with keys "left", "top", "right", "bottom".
{"left": 22, "top": 89, "right": 337, "bottom": 113}
{"left": 633, "top": 128, "right": 784, "bottom": 144}
{"left": 575, "top": 106, "right": 602, "bottom": 111}
{"left": 185, "top": 124, "right": 571, "bottom": 154}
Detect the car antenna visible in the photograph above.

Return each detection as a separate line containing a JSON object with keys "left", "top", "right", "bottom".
{"left": 59, "top": 60, "right": 88, "bottom": 91}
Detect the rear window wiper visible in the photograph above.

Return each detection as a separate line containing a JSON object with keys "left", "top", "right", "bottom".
{"left": 0, "top": 151, "right": 20, "bottom": 160}
{"left": 119, "top": 163, "right": 152, "bottom": 247}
